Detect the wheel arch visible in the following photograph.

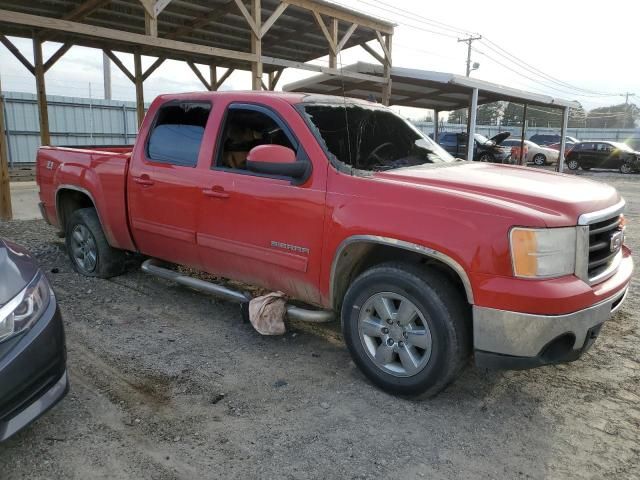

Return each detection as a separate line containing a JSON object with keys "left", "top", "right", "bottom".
{"left": 55, "top": 185, "right": 101, "bottom": 234}
{"left": 330, "top": 235, "right": 474, "bottom": 311}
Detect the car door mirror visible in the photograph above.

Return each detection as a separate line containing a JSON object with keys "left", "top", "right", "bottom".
{"left": 246, "top": 144, "right": 307, "bottom": 179}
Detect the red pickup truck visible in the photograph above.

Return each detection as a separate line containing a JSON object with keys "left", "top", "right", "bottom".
{"left": 36, "top": 91, "right": 633, "bottom": 396}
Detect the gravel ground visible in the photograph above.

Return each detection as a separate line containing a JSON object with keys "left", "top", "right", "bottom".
{"left": 0, "top": 170, "right": 638, "bottom": 480}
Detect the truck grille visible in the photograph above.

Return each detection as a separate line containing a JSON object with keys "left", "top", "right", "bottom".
{"left": 587, "top": 214, "right": 623, "bottom": 282}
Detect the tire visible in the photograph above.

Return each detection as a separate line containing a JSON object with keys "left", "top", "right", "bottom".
{"left": 533, "top": 154, "right": 546, "bottom": 166}
{"left": 477, "top": 153, "right": 492, "bottom": 162}
{"left": 567, "top": 159, "right": 579, "bottom": 170}
{"left": 341, "top": 262, "right": 471, "bottom": 397}
{"left": 65, "top": 207, "right": 126, "bottom": 278}
{"left": 620, "top": 163, "right": 632, "bottom": 174}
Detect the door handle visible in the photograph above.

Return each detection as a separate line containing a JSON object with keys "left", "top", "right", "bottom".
{"left": 133, "top": 175, "right": 154, "bottom": 186}
{"left": 202, "top": 186, "right": 229, "bottom": 199}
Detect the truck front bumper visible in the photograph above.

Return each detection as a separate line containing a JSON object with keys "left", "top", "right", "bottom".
{"left": 473, "top": 286, "right": 629, "bottom": 370}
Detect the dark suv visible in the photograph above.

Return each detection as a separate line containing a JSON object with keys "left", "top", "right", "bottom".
{"left": 0, "top": 238, "right": 68, "bottom": 441}
{"left": 566, "top": 141, "right": 640, "bottom": 174}
{"left": 437, "top": 132, "right": 512, "bottom": 163}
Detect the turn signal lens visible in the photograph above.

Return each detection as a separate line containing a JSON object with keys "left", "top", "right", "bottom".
{"left": 511, "top": 229, "right": 538, "bottom": 277}
{"left": 510, "top": 227, "right": 577, "bottom": 278}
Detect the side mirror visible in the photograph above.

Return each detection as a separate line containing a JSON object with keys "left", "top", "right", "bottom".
{"left": 246, "top": 144, "right": 307, "bottom": 178}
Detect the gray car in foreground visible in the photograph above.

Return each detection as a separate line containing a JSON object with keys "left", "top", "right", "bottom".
{"left": 0, "top": 237, "right": 68, "bottom": 442}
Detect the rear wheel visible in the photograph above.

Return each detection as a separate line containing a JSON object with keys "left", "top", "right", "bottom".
{"left": 533, "top": 154, "right": 546, "bottom": 166}
{"left": 65, "top": 208, "right": 126, "bottom": 278}
{"left": 567, "top": 159, "right": 579, "bottom": 170}
{"left": 341, "top": 263, "right": 471, "bottom": 397}
{"left": 620, "top": 163, "right": 633, "bottom": 174}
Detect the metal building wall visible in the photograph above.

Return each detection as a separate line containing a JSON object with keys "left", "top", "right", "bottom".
{"left": 3, "top": 91, "right": 140, "bottom": 165}
{"left": 3, "top": 91, "right": 639, "bottom": 165}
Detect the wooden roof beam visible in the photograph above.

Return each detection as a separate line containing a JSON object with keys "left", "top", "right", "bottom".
{"left": 0, "top": 35, "right": 34, "bottom": 74}
{"left": 64, "top": 0, "right": 112, "bottom": 21}
{"left": 0, "top": 9, "right": 257, "bottom": 63}
{"left": 165, "top": 1, "right": 236, "bottom": 40}
{"left": 281, "top": 0, "right": 394, "bottom": 34}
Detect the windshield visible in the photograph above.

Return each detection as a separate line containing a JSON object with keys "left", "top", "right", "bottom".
{"left": 610, "top": 142, "right": 634, "bottom": 152}
{"left": 300, "top": 103, "right": 455, "bottom": 172}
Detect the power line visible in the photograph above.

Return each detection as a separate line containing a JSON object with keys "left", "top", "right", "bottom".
{"left": 349, "top": 0, "right": 625, "bottom": 100}
{"left": 479, "top": 38, "right": 619, "bottom": 97}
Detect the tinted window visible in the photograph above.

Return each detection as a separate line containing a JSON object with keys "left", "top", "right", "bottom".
{"left": 217, "top": 106, "right": 295, "bottom": 170}
{"left": 147, "top": 102, "right": 211, "bottom": 167}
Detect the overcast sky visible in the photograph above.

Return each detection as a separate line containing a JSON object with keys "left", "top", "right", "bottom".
{"left": 0, "top": 0, "right": 638, "bottom": 118}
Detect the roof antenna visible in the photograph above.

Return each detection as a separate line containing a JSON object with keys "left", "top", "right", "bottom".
{"left": 337, "top": 49, "right": 354, "bottom": 171}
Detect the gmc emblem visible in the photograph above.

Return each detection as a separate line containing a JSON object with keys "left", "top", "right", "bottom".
{"left": 610, "top": 231, "right": 623, "bottom": 252}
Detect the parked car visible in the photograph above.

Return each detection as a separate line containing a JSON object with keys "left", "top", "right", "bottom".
{"left": 547, "top": 142, "right": 576, "bottom": 154}
{"left": 566, "top": 141, "right": 640, "bottom": 174}
{"left": 36, "top": 92, "right": 632, "bottom": 397}
{"left": 437, "top": 131, "right": 513, "bottom": 163}
{"left": 501, "top": 138, "right": 560, "bottom": 166}
{"left": 0, "top": 238, "right": 68, "bottom": 441}
{"left": 529, "top": 134, "right": 579, "bottom": 148}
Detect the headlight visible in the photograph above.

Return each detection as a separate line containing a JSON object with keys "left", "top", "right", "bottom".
{"left": 0, "top": 273, "right": 51, "bottom": 343}
{"left": 510, "top": 227, "right": 577, "bottom": 278}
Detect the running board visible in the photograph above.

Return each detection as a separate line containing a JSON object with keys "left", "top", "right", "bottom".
{"left": 141, "top": 259, "right": 334, "bottom": 323}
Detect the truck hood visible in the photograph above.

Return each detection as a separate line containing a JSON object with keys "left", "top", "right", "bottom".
{"left": 376, "top": 162, "right": 620, "bottom": 225}
{"left": 0, "top": 238, "right": 39, "bottom": 306}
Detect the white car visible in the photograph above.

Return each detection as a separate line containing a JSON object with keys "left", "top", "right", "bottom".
{"left": 502, "top": 139, "right": 560, "bottom": 166}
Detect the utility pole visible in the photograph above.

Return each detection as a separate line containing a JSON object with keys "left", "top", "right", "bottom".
{"left": 622, "top": 92, "right": 635, "bottom": 104}
{"left": 458, "top": 35, "right": 482, "bottom": 77}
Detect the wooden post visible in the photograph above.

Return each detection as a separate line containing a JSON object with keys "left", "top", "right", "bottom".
{"left": 209, "top": 65, "right": 217, "bottom": 91}
{"left": 0, "top": 75, "right": 12, "bottom": 221}
{"left": 434, "top": 110, "right": 440, "bottom": 141}
{"left": 329, "top": 18, "right": 338, "bottom": 69}
{"left": 134, "top": 53, "right": 145, "bottom": 127}
{"left": 381, "top": 33, "right": 392, "bottom": 106}
{"left": 250, "top": 0, "right": 262, "bottom": 90}
{"left": 33, "top": 38, "right": 50, "bottom": 146}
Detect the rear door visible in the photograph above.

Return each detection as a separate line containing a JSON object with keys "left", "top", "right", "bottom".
{"left": 579, "top": 142, "right": 597, "bottom": 167}
{"left": 127, "top": 101, "right": 212, "bottom": 268}
{"left": 194, "top": 101, "right": 327, "bottom": 304}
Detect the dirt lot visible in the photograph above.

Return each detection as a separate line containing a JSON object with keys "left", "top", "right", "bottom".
{"left": 0, "top": 170, "right": 638, "bottom": 480}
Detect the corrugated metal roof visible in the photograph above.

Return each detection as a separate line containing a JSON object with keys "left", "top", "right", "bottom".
{"left": 284, "top": 62, "right": 580, "bottom": 110}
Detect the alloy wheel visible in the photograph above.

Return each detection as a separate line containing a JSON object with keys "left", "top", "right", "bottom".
{"left": 358, "top": 292, "right": 433, "bottom": 377}
{"left": 70, "top": 224, "right": 98, "bottom": 272}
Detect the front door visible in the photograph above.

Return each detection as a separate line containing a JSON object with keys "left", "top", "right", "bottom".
{"left": 127, "top": 101, "right": 213, "bottom": 268}
{"left": 195, "top": 102, "right": 326, "bottom": 304}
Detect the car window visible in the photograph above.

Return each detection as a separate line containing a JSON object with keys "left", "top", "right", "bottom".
{"left": 216, "top": 105, "right": 296, "bottom": 171}
{"left": 582, "top": 143, "right": 596, "bottom": 151}
{"left": 596, "top": 143, "right": 612, "bottom": 152}
{"left": 147, "top": 102, "right": 211, "bottom": 167}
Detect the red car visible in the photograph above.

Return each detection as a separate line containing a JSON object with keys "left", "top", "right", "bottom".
{"left": 36, "top": 92, "right": 633, "bottom": 396}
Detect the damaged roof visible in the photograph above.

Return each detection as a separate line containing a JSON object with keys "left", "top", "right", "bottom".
{"left": 284, "top": 62, "right": 580, "bottom": 110}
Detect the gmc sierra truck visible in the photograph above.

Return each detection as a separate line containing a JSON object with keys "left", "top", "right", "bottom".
{"left": 36, "top": 91, "right": 633, "bottom": 397}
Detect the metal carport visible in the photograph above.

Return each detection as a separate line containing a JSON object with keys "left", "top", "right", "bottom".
{"left": 284, "top": 61, "right": 578, "bottom": 170}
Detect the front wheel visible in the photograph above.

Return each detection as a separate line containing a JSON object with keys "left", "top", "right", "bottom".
{"left": 477, "top": 153, "right": 492, "bottom": 162}
{"left": 567, "top": 159, "right": 579, "bottom": 170}
{"left": 341, "top": 263, "right": 471, "bottom": 397}
{"left": 65, "top": 208, "right": 126, "bottom": 278}
{"left": 533, "top": 154, "right": 547, "bottom": 166}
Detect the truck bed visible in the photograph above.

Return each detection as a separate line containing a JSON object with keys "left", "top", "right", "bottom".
{"left": 36, "top": 145, "right": 136, "bottom": 251}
